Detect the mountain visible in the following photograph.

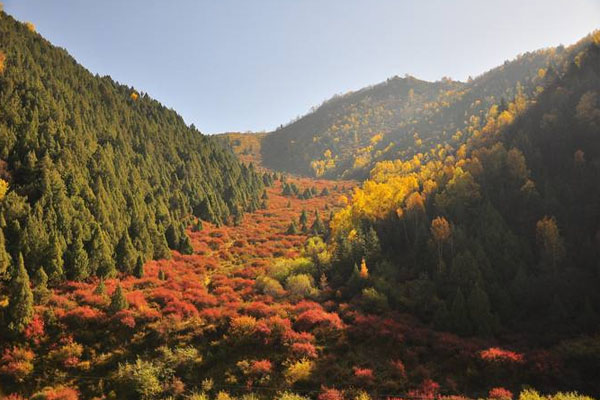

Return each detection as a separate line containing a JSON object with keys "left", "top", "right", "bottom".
{"left": 261, "top": 41, "right": 583, "bottom": 179}
{"left": 0, "top": 13, "right": 263, "bottom": 283}
{"left": 325, "top": 32, "right": 600, "bottom": 342}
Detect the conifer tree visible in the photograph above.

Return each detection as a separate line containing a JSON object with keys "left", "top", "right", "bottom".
{"left": 91, "top": 225, "right": 116, "bottom": 278}
{"left": 46, "top": 233, "right": 64, "bottom": 283}
{"left": 450, "top": 288, "right": 470, "bottom": 336}
{"left": 94, "top": 278, "right": 106, "bottom": 296}
{"left": 311, "top": 210, "right": 325, "bottom": 235}
{"left": 299, "top": 209, "right": 308, "bottom": 226}
{"left": 7, "top": 253, "right": 34, "bottom": 334}
{"left": 0, "top": 228, "right": 10, "bottom": 277}
{"left": 286, "top": 221, "right": 299, "bottom": 235}
{"left": 467, "top": 284, "right": 494, "bottom": 336}
{"left": 134, "top": 256, "right": 145, "bottom": 278}
{"left": 117, "top": 232, "right": 137, "bottom": 274}
{"left": 110, "top": 284, "right": 128, "bottom": 313}
{"left": 66, "top": 226, "right": 90, "bottom": 281}
{"left": 33, "top": 266, "right": 50, "bottom": 303}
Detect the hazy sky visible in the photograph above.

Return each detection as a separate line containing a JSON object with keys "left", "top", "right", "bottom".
{"left": 4, "top": 0, "right": 599, "bottom": 134}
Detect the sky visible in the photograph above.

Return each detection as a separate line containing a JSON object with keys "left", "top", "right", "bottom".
{"left": 4, "top": 1, "right": 599, "bottom": 134}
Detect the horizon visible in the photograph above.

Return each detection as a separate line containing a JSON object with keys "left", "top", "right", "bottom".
{"left": 4, "top": 0, "right": 599, "bottom": 134}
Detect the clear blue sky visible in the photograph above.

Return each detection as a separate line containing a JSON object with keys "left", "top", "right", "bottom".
{"left": 4, "top": 0, "right": 599, "bottom": 134}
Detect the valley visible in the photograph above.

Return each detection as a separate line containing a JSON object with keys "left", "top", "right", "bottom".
{"left": 0, "top": 7, "right": 599, "bottom": 400}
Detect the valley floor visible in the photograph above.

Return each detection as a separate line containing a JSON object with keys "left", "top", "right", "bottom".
{"left": 0, "top": 175, "right": 595, "bottom": 399}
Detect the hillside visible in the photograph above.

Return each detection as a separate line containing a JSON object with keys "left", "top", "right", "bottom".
{"left": 326, "top": 33, "right": 600, "bottom": 341}
{"left": 260, "top": 41, "right": 584, "bottom": 179}
{"left": 0, "top": 13, "right": 263, "bottom": 288}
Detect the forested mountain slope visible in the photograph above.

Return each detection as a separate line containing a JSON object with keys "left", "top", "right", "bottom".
{"left": 261, "top": 39, "right": 586, "bottom": 179}
{"left": 325, "top": 33, "right": 600, "bottom": 342}
{"left": 0, "top": 12, "right": 263, "bottom": 288}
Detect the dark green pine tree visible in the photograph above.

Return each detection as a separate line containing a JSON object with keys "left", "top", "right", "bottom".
{"left": 282, "top": 183, "right": 293, "bottom": 196}
{"left": 286, "top": 221, "right": 299, "bottom": 235}
{"left": 32, "top": 266, "right": 50, "bottom": 303}
{"left": 46, "top": 233, "right": 64, "bottom": 283}
{"left": 93, "top": 278, "right": 106, "bottom": 296}
{"left": 261, "top": 190, "right": 269, "bottom": 200}
{"left": 117, "top": 232, "right": 137, "bottom": 274}
{"left": 299, "top": 209, "right": 308, "bottom": 233}
{"left": 467, "top": 284, "right": 494, "bottom": 336}
{"left": 7, "top": 253, "right": 34, "bottom": 334}
{"left": 450, "top": 288, "right": 471, "bottom": 336}
{"left": 90, "top": 225, "right": 116, "bottom": 278}
{"left": 134, "top": 256, "right": 145, "bottom": 278}
{"left": 66, "top": 225, "right": 90, "bottom": 281}
{"left": 311, "top": 210, "right": 325, "bottom": 235}
{"left": 0, "top": 228, "right": 11, "bottom": 277}
{"left": 110, "top": 284, "right": 129, "bottom": 313}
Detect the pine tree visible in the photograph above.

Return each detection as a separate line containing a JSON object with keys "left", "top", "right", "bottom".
{"left": 450, "top": 288, "right": 471, "bottom": 336}
{"left": 0, "top": 228, "right": 10, "bottom": 277}
{"left": 134, "top": 256, "right": 145, "bottom": 278}
{"left": 117, "top": 232, "right": 137, "bottom": 274}
{"left": 110, "top": 284, "right": 128, "bottom": 313}
{"left": 94, "top": 278, "right": 106, "bottom": 296}
{"left": 286, "top": 221, "right": 299, "bottom": 235}
{"left": 66, "top": 226, "right": 90, "bottom": 281}
{"left": 467, "top": 284, "right": 494, "bottom": 336}
{"left": 91, "top": 226, "right": 116, "bottom": 278}
{"left": 46, "top": 233, "right": 64, "bottom": 283}
{"left": 33, "top": 266, "right": 50, "bottom": 303}
{"left": 7, "top": 253, "right": 34, "bottom": 334}
{"left": 299, "top": 209, "right": 308, "bottom": 230}
{"left": 311, "top": 210, "right": 325, "bottom": 235}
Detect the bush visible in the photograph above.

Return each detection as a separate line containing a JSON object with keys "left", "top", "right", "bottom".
{"left": 113, "top": 359, "right": 163, "bottom": 399}
{"left": 518, "top": 390, "right": 594, "bottom": 400}
{"left": 255, "top": 275, "right": 285, "bottom": 298}
{"left": 360, "top": 287, "right": 389, "bottom": 313}
{"left": 268, "top": 258, "right": 315, "bottom": 283}
{"left": 284, "top": 359, "right": 314, "bottom": 384}
{"left": 277, "top": 392, "right": 310, "bottom": 400}
{"left": 286, "top": 274, "right": 318, "bottom": 299}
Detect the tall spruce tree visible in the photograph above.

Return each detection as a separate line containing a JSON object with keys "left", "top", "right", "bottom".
{"left": 7, "top": 253, "right": 34, "bottom": 334}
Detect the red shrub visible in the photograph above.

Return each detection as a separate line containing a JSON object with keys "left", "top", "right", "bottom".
{"left": 250, "top": 359, "right": 273, "bottom": 375}
{"left": 408, "top": 379, "right": 440, "bottom": 400}
{"left": 353, "top": 367, "right": 374, "bottom": 382}
{"left": 148, "top": 287, "right": 180, "bottom": 306}
{"left": 489, "top": 387, "right": 513, "bottom": 400}
{"left": 24, "top": 314, "right": 45, "bottom": 343}
{"left": 291, "top": 342, "right": 318, "bottom": 358}
{"left": 318, "top": 387, "right": 344, "bottom": 400}
{"left": 295, "top": 309, "right": 344, "bottom": 331}
{"left": 0, "top": 346, "right": 35, "bottom": 382}
{"left": 112, "top": 309, "right": 136, "bottom": 328}
{"left": 480, "top": 347, "right": 524, "bottom": 364}
{"left": 62, "top": 306, "right": 106, "bottom": 327}
{"left": 35, "top": 386, "right": 79, "bottom": 400}
{"left": 125, "top": 290, "right": 148, "bottom": 310}
{"left": 163, "top": 299, "right": 199, "bottom": 319}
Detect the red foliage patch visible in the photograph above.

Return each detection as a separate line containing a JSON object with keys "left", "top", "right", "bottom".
{"left": 480, "top": 347, "right": 524, "bottom": 364}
